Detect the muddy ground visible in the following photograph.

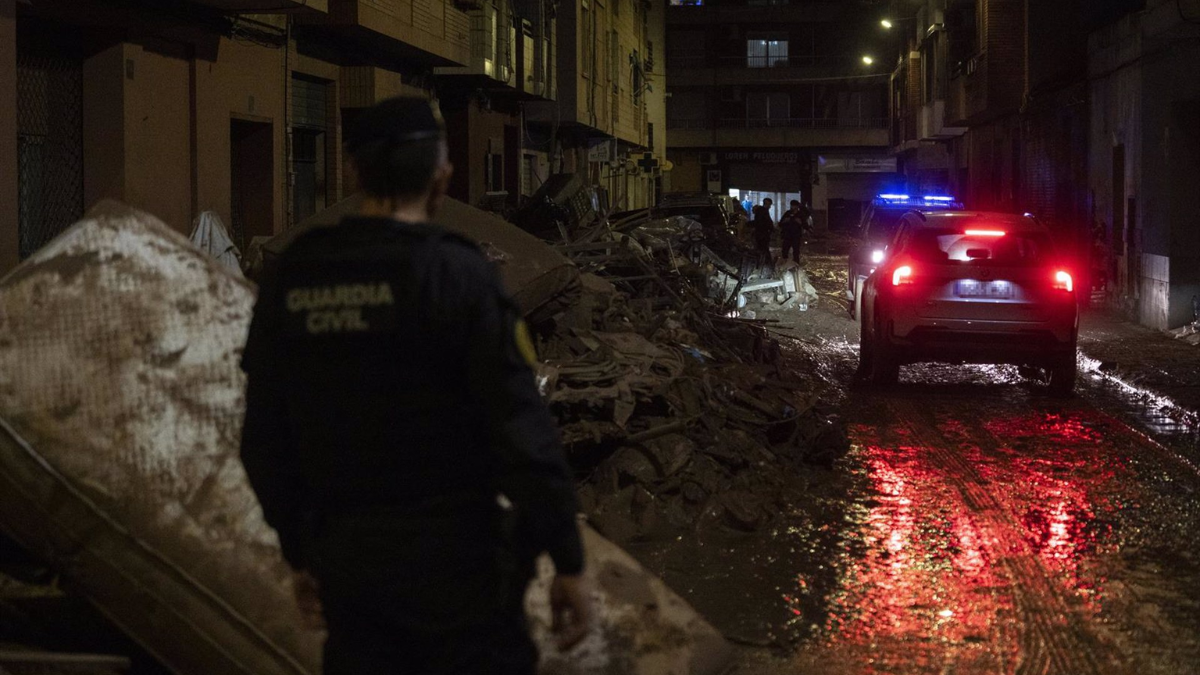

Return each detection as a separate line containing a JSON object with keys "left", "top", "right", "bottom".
{"left": 622, "top": 239, "right": 1200, "bottom": 674}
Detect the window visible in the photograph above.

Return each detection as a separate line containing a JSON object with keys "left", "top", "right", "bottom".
{"left": 909, "top": 229, "right": 1053, "bottom": 267}
{"left": 582, "top": 4, "right": 592, "bottom": 78}
{"left": 746, "top": 92, "right": 790, "bottom": 126}
{"left": 746, "top": 34, "right": 788, "bottom": 68}
{"left": 486, "top": 152, "right": 504, "bottom": 192}
{"left": 609, "top": 30, "right": 621, "bottom": 93}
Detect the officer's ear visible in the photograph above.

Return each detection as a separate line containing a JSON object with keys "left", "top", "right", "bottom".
{"left": 426, "top": 161, "right": 454, "bottom": 219}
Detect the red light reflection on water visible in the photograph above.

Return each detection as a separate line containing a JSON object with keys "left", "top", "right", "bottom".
{"left": 816, "top": 410, "right": 1121, "bottom": 668}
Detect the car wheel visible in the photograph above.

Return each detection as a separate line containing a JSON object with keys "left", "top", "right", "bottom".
{"left": 856, "top": 312, "right": 874, "bottom": 380}
{"left": 1047, "top": 354, "right": 1077, "bottom": 398}
{"left": 851, "top": 277, "right": 864, "bottom": 320}
{"left": 869, "top": 314, "right": 899, "bottom": 386}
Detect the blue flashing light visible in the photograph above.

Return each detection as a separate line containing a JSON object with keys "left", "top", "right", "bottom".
{"left": 878, "top": 193, "right": 911, "bottom": 201}
{"left": 923, "top": 195, "right": 955, "bottom": 202}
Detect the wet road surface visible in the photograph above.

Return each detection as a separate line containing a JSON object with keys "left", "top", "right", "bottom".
{"left": 728, "top": 252, "right": 1200, "bottom": 674}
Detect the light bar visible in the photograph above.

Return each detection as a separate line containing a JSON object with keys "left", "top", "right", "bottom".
{"left": 964, "top": 229, "right": 1006, "bottom": 237}
{"left": 877, "top": 193, "right": 911, "bottom": 201}
{"left": 923, "top": 196, "right": 955, "bottom": 202}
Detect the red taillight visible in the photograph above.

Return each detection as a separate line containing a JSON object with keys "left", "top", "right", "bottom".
{"left": 1053, "top": 270, "right": 1073, "bottom": 292}
{"left": 892, "top": 265, "right": 914, "bottom": 286}
{"left": 964, "top": 229, "right": 1006, "bottom": 237}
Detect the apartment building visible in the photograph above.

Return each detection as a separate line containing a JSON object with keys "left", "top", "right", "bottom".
{"left": 0, "top": 0, "right": 572, "bottom": 274}
{"left": 888, "top": 0, "right": 1200, "bottom": 329}
{"left": 664, "top": 0, "right": 894, "bottom": 230}
{"left": 524, "top": 0, "right": 668, "bottom": 212}
{"left": 1090, "top": 0, "right": 1200, "bottom": 329}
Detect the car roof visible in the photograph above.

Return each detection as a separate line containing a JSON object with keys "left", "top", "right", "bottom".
{"left": 908, "top": 211, "right": 1044, "bottom": 231}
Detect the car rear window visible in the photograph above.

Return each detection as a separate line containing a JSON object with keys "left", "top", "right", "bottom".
{"left": 865, "top": 209, "right": 906, "bottom": 239}
{"left": 908, "top": 229, "right": 1053, "bottom": 266}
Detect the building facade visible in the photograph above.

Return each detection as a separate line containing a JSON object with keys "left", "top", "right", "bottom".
{"left": 664, "top": 0, "right": 894, "bottom": 230}
{"left": 1089, "top": 0, "right": 1200, "bottom": 329}
{"left": 0, "top": 0, "right": 591, "bottom": 275}
{"left": 890, "top": 0, "right": 1093, "bottom": 286}
{"left": 524, "top": 0, "right": 668, "bottom": 213}
{"left": 888, "top": 0, "right": 1200, "bottom": 330}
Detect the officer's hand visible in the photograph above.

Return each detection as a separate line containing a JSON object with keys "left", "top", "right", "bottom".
{"left": 291, "top": 569, "right": 326, "bottom": 630}
{"left": 550, "top": 574, "right": 594, "bottom": 650}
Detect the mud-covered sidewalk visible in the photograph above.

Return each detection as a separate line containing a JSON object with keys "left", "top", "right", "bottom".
{"left": 1078, "top": 309, "right": 1200, "bottom": 419}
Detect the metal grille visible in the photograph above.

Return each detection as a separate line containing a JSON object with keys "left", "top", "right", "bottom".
{"left": 291, "top": 75, "right": 328, "bottom": 130}
{"left": 16, "top": 55, "right": 84, "bottom": 260}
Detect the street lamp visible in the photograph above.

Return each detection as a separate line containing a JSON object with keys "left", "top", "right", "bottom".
{"left": 880, "top": 15, "right": 919, "bottom": 30}
{"left": 862, "top": 55, "right": 875, "bottom": 65}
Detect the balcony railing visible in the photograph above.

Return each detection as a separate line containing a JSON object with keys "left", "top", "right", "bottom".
{"left": 718, "top": 117, "right": 888, "bottom": 129}
{"left": 666, "top": 119, "right": 712, "bottom": 130}
{"left": 667, "top": 53, "right": 873, "bottom": 69}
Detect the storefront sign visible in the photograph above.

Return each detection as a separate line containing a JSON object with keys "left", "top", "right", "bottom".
{"left": 818, "top": 156, "right": 898, "bottom": 173}
{"left": 587, "top": 139, "right": 614, "bottom": 163}
{"left": 722, "top": 151, "right": 800, "bottom": 164}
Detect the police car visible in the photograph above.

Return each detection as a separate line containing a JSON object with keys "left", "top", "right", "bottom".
{"left": 857, "top": 211, "right": 1079, "bottom": 395}
{"left": 848, "top": 194, "right": 965, "bottom": 319}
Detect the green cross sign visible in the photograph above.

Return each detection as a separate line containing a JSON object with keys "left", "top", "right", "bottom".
{"left": 637, "top": 153, "right": 659, "bottom": 173}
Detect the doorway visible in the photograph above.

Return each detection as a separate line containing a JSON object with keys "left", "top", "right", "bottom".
{"left": 230, "top": 118, "right": 274, "bottom": 251}
{"left": 16, "top": 53, "right": 83, "bottom": 259}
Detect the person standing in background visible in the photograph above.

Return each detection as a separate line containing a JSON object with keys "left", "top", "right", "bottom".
{"left": 752, "top": 198, "right": 775, "bottom": 262}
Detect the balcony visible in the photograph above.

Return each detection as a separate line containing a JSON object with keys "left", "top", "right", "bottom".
{"left": 435, "top": 12, "right": 553, "bottom": 100}
{"left": 321, "top": 0, "right": 472, "bottom": 67}
{"left": 918, "top": 100, "right": 966, "bottom": 140}
{"left": 667, "top": 54, "right": 879, "bottom": 87}
{"left": 667, "top": 2, "right": 855, "bottom": 25}
{"left": 667, "top": 117, "right": 890, "bottom": 148}
{"left": 193, "top": 0, "right": 328, "bottom": 12}
{"left": 667, "top": 55, "right": 883, "bottom": 88}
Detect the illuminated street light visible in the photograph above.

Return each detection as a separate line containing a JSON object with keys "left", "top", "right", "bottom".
{"left": 881, "top": 19, "right": 893, "bottom": 29}
{"left": 862, "top": 55, "right": 875, "bottom": 65}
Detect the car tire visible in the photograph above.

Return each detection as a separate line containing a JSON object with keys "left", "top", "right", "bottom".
{"left": 856, "top": 312, "right": 874, "bottom": 380}
{"left": 1047, "top": 354, "right": 1077, "bottom": 398}
{"left": 869, "top": 313, "right": 899, "bottom": 386}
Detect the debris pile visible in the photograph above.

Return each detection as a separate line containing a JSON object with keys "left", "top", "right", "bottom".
{"left": 518, "top": 202, "right": 850, "bottom": 547}
{"left": 1167, "top": 323, "right": 1200, "bottom": 346}
{"left": 0, "top": 202, "right": 732, "bottom": 675}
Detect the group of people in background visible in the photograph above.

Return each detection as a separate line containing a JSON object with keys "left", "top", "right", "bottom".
{"left": 749, "top": 198, "right": 813, "bottom": 265}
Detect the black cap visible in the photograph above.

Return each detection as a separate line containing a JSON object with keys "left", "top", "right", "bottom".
{"left": 344, "top": 97, "right": 446, "bottom": 153}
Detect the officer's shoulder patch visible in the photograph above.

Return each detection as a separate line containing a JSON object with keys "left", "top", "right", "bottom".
{"left": 513, "top": 319, "right": 538, "bottom": 367}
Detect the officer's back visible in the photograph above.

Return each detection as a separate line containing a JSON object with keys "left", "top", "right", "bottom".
{"left": 239, "top": 97, "right": 592, "bottom": 675}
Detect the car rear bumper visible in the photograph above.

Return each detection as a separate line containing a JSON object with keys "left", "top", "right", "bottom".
{"left": 885, "top": 319, "right": 1077, "bottom": 366}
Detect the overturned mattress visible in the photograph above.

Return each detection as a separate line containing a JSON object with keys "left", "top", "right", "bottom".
{"left": 0, "top": 203, "right": 729, "bottom": 675}
{"left": 264, "top": 195, "right": 581, "bottom": 325}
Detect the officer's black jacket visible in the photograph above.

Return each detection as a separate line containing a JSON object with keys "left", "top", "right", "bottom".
{"left": 239, "top": 216, "right": 583, "bottom": 576}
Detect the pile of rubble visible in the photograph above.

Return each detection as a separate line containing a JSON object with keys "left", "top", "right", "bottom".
{"left": 0, "top": 202, "right": 733, "bottom": 675}
{"left": 512, "top": 186, "right": 849, "bottom": 548}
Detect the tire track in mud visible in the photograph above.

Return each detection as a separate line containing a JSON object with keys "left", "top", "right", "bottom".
{"left": 884, "top": 397, "right": 1114, "bottom": 675}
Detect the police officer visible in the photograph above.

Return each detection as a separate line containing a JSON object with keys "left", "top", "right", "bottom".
{"left": 239, "top": 97, "right": 593, "bottom": 674}
{"left": 752, "top": 197, "right": 775, "bottom": 261}
{"left": 779, "top": 200, "right": 805, "bottom": 264}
